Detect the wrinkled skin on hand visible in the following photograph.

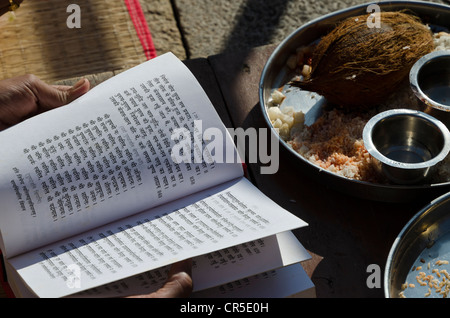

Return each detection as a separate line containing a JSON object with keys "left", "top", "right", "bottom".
{"left": 0, "top": 74, "right": 90, "bottom": 131}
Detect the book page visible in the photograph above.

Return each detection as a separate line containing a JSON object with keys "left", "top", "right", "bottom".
{"left": 190, "top": 231, "right": 310, "bottom": 291}
{"left": 191, "top": 263, "right": 315, "bottom": 298}
{"left": 64, "top": 232, "right": 310, "bottom": 298}
{"left": 7, "top": 178, "right": 307, "bottom": 298}
{"left": 0, "top": 53, "right": 242, "bottom": 258}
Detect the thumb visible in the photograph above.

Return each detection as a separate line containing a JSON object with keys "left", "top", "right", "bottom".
{"left": 32, "top": 77, "right": 90, "bottom": 110}
{"left": 64, "top": 78, "right": 91, "bottom": 104}
{"left": 126, "top": 260, "right": 193, "bottom": 298}
{"left": 154, "top": 260, "right": 193, "bottom": 298}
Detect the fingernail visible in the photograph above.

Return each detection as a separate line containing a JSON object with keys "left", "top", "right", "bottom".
{"left": 71, "top": 78, "right": 87, "bottom": 91}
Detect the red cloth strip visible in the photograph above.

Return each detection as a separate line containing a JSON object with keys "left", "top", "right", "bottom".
{"left": 0, "top": 250, "right": 15, "bottom": 298}
{"left": 124, "top": 0, "right": 157, "bottom": 60}
{"left": 1, "top": 281, "right": 15, "bottom": 298}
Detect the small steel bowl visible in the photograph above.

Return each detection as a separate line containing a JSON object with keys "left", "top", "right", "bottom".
{"left": 410, "top": 51, "right": 450, "bottom": 112}
{"left": 363, "top": 109, "right": 450, "bottom": 185}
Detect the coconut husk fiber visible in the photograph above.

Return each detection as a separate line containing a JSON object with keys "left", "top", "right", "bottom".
{"left": 291, "top": 11, "right": 435, "bottom": 110}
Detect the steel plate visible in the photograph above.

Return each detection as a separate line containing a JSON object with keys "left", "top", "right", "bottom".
{"left": 259, "top": 0, "right": 450, "bottom": 202}
{"left": 385, "top": 192, "right": 450, "bottom": 298}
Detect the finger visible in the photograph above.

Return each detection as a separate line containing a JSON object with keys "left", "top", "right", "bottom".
{"left": 148, "top": 260, "right": 193, "bottom": 298}
{"left": 65, "top": 78, "right": 91, "bottom": 103}
{"left": 127, "top": 260, "right": 193, "bottom": 298}
{"left": 160, "top": 259, "right": 193, "bottom": 297}
{"left": 51, "top": 84, "right": 73, "bottom": 91}
{"left": 168, "top": 259, "right": 193, "bottom": 278}
{"left": 30, "top": 77, "right": 90, "bottom": 110}
{"left": 151, "top": 270, "right": 193, "bottom": 298}
{"left": 0, "top": 75, "right": 89, "bottom": 130}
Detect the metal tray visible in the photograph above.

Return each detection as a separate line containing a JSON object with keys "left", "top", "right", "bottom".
{"left": 385, "top": 192, "right": 450, "bottom": 298}
{"left": 259, "top": 1, "right": 450, "bottom": 202}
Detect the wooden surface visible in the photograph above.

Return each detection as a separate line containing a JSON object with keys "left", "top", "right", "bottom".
{"left": 0, "top": 47, "right": 437, "bottom": 298}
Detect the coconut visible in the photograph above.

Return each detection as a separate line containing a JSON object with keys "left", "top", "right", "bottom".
{"left": 291, "top": 11, "right": 435, "bottom": 110}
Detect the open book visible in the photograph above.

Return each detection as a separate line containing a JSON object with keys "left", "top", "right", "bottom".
{"left": 0, "top": 53, "right": 312, "bottom": 298}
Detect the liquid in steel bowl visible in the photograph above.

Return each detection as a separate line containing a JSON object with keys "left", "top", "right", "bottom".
{"left": 363, "top": 109, "right": 450, "bottom": 185}
{"left": 410, "top": 51, "right": 450, "bottom": 112}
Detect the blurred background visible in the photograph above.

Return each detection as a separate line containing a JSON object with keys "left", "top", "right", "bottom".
{"left": 0, "top": 0, "right": 448, "bottom": 83}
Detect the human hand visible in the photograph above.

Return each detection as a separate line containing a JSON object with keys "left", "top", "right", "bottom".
{"left": 0, "top": 74, "right": 90, "bottom": 131}
{"left": 127, "top": 260, "right": 193, "bottom": 298}
{"left": 0, "top": 0, "right": 22, "bottom": 17}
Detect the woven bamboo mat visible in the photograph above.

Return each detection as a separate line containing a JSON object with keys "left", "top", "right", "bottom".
{"left": 0, "top": 0, "right": 147, "bottom": 83}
